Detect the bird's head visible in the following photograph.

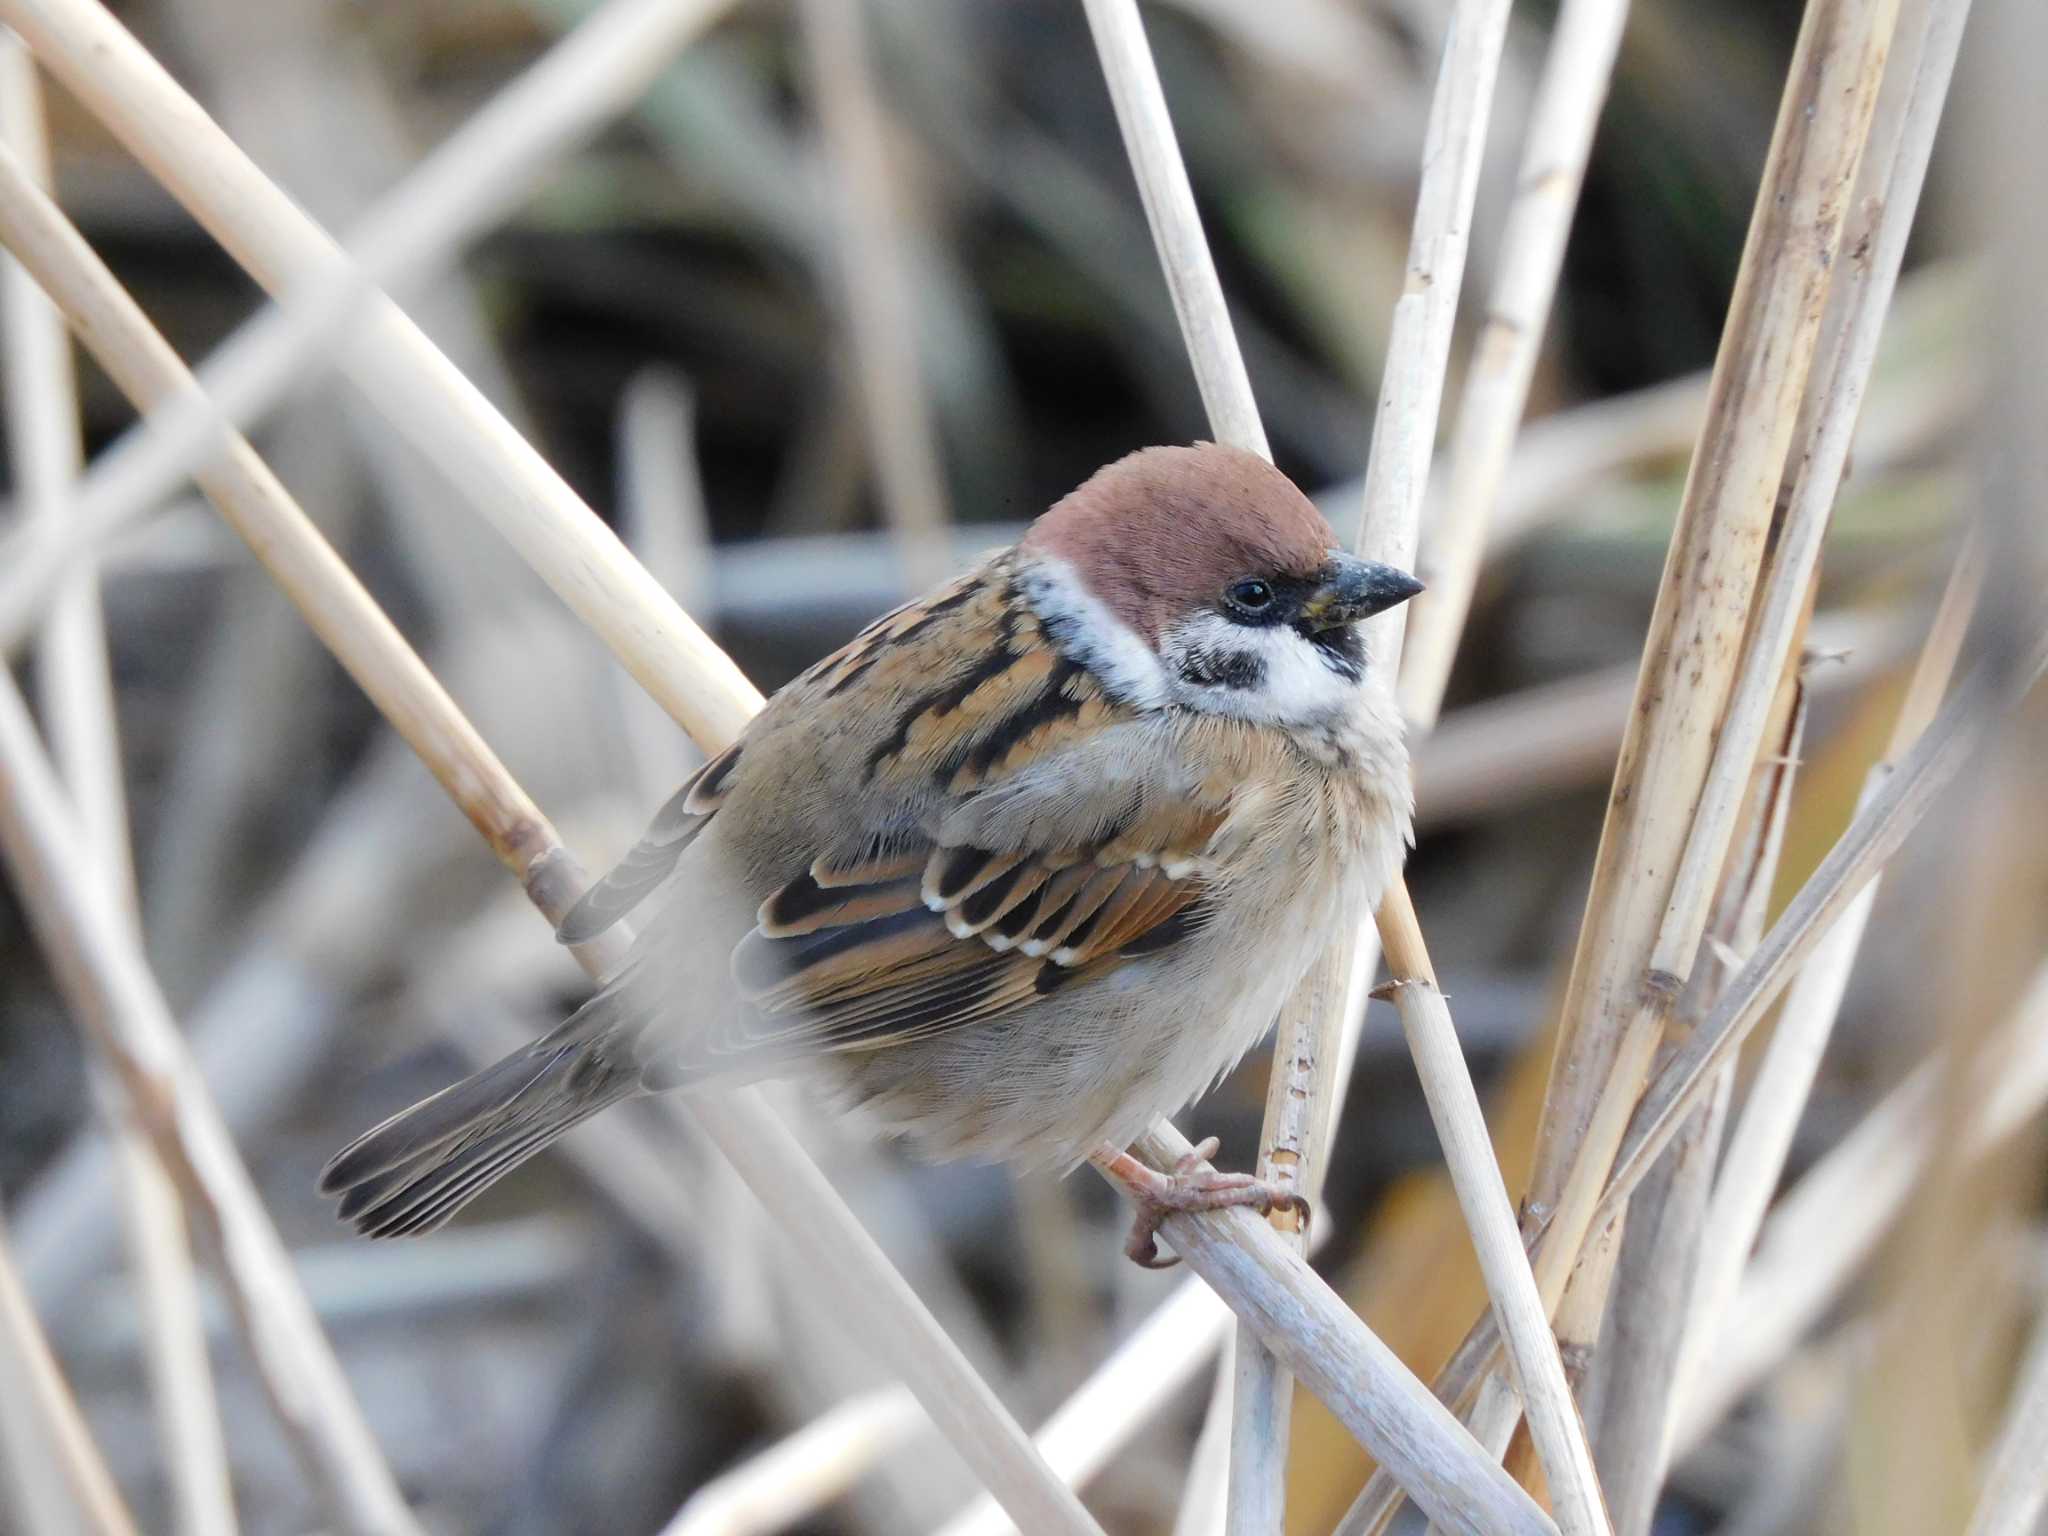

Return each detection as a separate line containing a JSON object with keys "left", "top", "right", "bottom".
{"left": 1017, "top": 443, "right": 1423, "bottom": 727}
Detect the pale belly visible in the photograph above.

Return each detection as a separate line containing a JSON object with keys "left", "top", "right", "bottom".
{"left": 824, "top": 858, "right": 1367, "bottom": 1168}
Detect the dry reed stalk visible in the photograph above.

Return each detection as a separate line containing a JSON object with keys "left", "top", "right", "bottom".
{"left": 1412, "top": 612, "right": 1904, "bottom": 829}
{"left": 1516, "top": 0, "right": 1901, "bottom": 1320}
{"left": 1964, "top": 1301, "right": 2048, "bottom": 1536}
{"left": 1590, "top": 675, "right": 1807, "bottom": 1532}
{"left": 1377, "top": 892, "right": 1608, "bottom": 1536}
{"left": 1350, "top": 0, "right": 1511, "bottom": 682}
{"left": 1125, "top": 1129, "right": 1560, "bottom": 1536}
{"left": 1340, "top": 623, "right": 2046, "bottom": 1536}
{"left": 0, "top": 0, "right": 759, "bottom": 748}
{"left": 1, "top": 36, "right": 235, "bottom": 1536}
{"left": 0, "top": 141, "right": 621, "bottom": 927}
{"left": 1601, "top": 636, "right": 2047, "bottom": 1218}
{"left": 797, "top": 0, "right": 954, "bottom": 594}
{"left": 0, "top": 668, "right": 424, "bottom": 1536}
{"left": 1360, "top": 0, "right": 1910, "bottom": 1518}
{"left": 1375, "top": 905, "right": 1608, "bottom": 1536}
{"left": 1078, "top": 0, "right": 1268, "bottom": 458}
{"left": 1172, "top": 1363, "right": 1234, "bottom": 1536}
{"left": 1395, "top": 0, "right": 1631, "bottom": 726}
{"left": 0, "top": 140, "right": 1107, "bottom": 1536}
{"left": 1421, "top": 0, "right": 1905, "bottom": 1506}
{"left": 1673, "top": 535, "right": 1982, "bottom": 1442}
{"left": 0, "top": 1205, "right": 139, "bottom": 1536}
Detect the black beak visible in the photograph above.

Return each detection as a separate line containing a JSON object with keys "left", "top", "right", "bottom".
{"left": 1298, "top": 552, "right": 1425, "bottom": 631}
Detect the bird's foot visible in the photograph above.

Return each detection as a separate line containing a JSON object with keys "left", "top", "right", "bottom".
{"left": 1094, "top": 1137, "right": 1310, "bottom": 1269}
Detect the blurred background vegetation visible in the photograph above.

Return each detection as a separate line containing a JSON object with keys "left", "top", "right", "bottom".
{"left": 0, "top": 2, "right": 2005, "bottom": 1534}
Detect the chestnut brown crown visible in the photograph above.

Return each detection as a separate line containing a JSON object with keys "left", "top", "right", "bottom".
{"left": 1020, "top": 443, "right": 1341, "bottom": 642}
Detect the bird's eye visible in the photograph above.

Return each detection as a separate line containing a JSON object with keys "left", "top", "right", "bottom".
{"left": 1225, "top": 579, "right": 1275, "bottom": 615}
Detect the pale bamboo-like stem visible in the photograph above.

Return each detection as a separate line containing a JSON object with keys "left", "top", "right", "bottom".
{"left": 1126, "top": 1130, "right": 1559, "bottom": 1536}
{"left": 1602, "top": 638, "right": 2048, "bottom": 1217}
{"left": 1455, "top": 0, "right": 1906, "bottom": 1500}
{"left": 1670, "top": 0, "right": 1983, "bottom": 1415}
{"left": 0, "top": 135, "right": 1106, "bottom": 1536}
{"left": 1440, "top": 0, "right": 1958, "bottom": 1483}
{"left": 1339, "top": 629, "right": 2043, "bottom": 1536}
{"left": 1591, "top": 674, "right": 1806, "bottom": 1533}
{"left": 0, "top": 1205, "right": 139, "bottom": 1536}
{"left": 664, "top": 1388, "right": 928, "bottom": 1536}
{"left": 1586, "top": 1073, "right": 1729, "bottom": 1536}
{"left": 0, "top": 0, "right": 759, "bottom": 749}
{"left": 943, "top": 1121, "right": 1561, "bottom": 1536}
{"left": 1682, "top": 958, "right": 2048, "bottom": 1454}
{"left": 1378, "top": 888, "right": 1611, "bottom": 1536}
{"left": 0, "top": 666, "right": 424, "bottom": 1536}
{"left": 0, "top": 141, "right": 616, "bottom": 918}
{"left": 1671, "top": 537, "right": 1982, "bottom": 1440}
{"left": 1413, "top": 610, "right": 1903, "bottom": 829}
{"left": 1963, "top": 1301, "right": 2048, "bottom": 1536}
{"left": 1520, "top": 0, "right": 1901, "bottom": 1261}
{"left": 797, "top": 0, "right": 953, "bottom": 593}
{"left": 1078, "top": 0, "right": 1268, "bottom": 459}
{"left": 1351, "top": 0, "right": 1512, "bottom": 682}
{"left": 1396, "top": 0, "right": 1631, "bottom": 726}
{"left": 0, "top": 36, "right": 234, "bottom": 1536}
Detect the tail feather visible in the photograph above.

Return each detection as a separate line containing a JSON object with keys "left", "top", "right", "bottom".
{"left": 321, "top": 987, "right": 646, "bottom": 1237}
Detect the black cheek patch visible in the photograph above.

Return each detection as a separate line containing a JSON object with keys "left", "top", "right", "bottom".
{"left": 1179, "top": 648, "right": 1266, "bottom": 690}
{"left": 1305, "top": 624, "right": 1366, "bottom": 683}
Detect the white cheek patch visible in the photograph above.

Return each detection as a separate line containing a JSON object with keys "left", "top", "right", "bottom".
{"left": 1014, "top": 555, "right": 1170, "bottom": 711}
{"left": 1163, "top": 613, "right": 1363, "bottom": 726}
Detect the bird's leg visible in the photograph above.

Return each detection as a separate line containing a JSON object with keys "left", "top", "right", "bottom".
{"left": 1091, "top": 1137, "right": 1310, "bottom": 1269}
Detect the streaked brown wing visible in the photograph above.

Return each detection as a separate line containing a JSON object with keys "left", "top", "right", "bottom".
{"left": 716, "top": 814, "right": 1220, "bottom": 1061}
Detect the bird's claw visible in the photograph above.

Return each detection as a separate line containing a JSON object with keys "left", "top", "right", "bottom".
{"left": 1107, "top": 1136, "right": 1311, "bottom": 1269}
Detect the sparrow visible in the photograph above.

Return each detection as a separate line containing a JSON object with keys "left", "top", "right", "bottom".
{"left": 321, "top": 443, "right": 1421, "bottom": 1265}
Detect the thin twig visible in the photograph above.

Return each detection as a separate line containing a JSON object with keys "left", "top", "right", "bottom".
{"left": 1396, "top": 0, "right": 1631, "bottom": 726}
{"left": 1079, "top": 0, "right": 1268, "bottom": 459}
{"left": 0, "top": 133, "right": 1106, "bottom": 1536}
{"left": 0, "top": 1205, "right": 139, "bottom": 1536}
{"left": 0, "top": 0, "right": 759, "bottom": 747}
{"left": 1351, "top": 0, "right": 1512, "bottom": 682}
{"left": 0, "top": 35, "right": 234, "bottom": 1536}
{"left": 1376, "top": 966, "right": 1607, "bottom": 1535}
{"left": 797, "top": 0, "right": 954, "bottom": 592}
